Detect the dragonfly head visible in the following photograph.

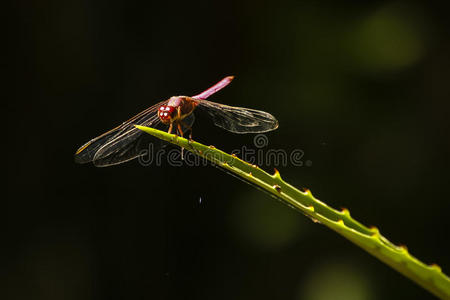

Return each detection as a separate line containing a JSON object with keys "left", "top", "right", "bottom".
{"left": 158, "top": 105, "right": 176, "bottom": 124}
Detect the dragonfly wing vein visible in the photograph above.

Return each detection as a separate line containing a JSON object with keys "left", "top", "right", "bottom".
{"left": 197, "top": 100, "right": 278, "bottom": 133}
{"left": 75, "top": 100, "right": 167, "bottom": 166}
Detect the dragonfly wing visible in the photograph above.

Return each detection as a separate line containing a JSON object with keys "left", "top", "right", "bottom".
{"left": 94, "top": 113, "right": 196, "bottom": 166}
{"left": 92, "top": 127, "right": 162, "bottom": 167}
{"left": 75, "top": 100, "right": 167, "bottom": 166}
{"left": 197, "top": 100, "right": 278, "bottom": 133}
{"left": 74, "top": 126, "right": 122, "bottom": 164}
{"left": 92, "top": 113, "right": 166, "bottom": 167}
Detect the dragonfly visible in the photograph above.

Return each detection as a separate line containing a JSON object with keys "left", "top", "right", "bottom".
{"left": 75, "top": 76, "right": 278, "bottom": 167}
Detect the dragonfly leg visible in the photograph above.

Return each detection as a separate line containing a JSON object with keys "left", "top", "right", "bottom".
{"left": 168, "top": 123, "right": 173, "bottom": 134}
{"left": 177, "top": 123, "right": 184, "bottom": 137}
{"left": 186, "top": 127, "right": 193, "bottom": 145}
{"left": 180, "top": 121, "right": 193, "bottom": 141}
{"left": 177, "top": 122, "right": 185, "bottom": 160}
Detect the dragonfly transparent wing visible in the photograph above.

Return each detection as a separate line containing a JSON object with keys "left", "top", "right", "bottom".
{"left": 93, "top": 110, "right": 196, "bottom": 167}
{"left": 196, "top": 99, "right": 278, "bottom": 133}
{"left": 92, "top": 115, "right": 166, "bottom": 167}
{"left": 75, "top": 100, "right": 168, "bottom": 167}
{"left": 74, "top": 127, "right": 123, "bottom": 164}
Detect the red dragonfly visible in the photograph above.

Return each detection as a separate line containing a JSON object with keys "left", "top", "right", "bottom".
{"left": 75, "top": 76, "right": 278, "bottom": 166}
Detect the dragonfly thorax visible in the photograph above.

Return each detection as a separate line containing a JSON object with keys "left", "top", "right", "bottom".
{"left": 158, "top": 96, "right": 198, "bottom": 124}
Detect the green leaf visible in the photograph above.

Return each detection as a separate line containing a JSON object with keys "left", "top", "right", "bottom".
{"left": 136, "top": 125, "right": 450, "bottom": 299}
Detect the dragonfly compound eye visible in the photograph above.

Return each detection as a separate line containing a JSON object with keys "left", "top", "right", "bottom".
{"left": 158, "top": 105, "right": 175, "bottom": 123}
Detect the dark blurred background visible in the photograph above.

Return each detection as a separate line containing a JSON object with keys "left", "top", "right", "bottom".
{"left": 7, "top": 0, "right": 450, "bottom": 299}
